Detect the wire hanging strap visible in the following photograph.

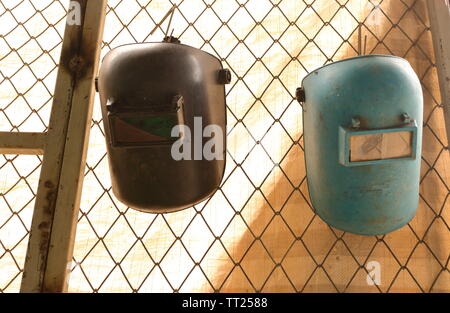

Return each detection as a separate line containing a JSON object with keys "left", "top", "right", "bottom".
{"left": 149, "top": 4, "right": 177, "bottom": 39}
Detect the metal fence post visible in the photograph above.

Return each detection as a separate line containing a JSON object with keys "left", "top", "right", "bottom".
{"left": 427, "top": 0, "right": 450, "bottom": 146}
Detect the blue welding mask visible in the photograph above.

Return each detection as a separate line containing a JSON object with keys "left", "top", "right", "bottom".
{"left": 296, "top": 55, "right": 423, "bottom": 235}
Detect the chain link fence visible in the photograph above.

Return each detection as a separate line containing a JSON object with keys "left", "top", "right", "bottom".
{"left": 0, "top": 0, "right": 67, "bottom": 291}
{"left": 0, "top": 0, "right": 449, "bottom": 292}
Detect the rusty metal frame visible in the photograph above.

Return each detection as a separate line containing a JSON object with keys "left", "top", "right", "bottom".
{"left": 17, "top": 0, "right": 108, "bottom": 293}
{"left": 427, "top": 0, "right": 450, "bottom": 147}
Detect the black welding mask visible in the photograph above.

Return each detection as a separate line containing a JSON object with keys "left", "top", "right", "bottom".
{"left": 97, "top": 37, "right": 230, "bottom": 213}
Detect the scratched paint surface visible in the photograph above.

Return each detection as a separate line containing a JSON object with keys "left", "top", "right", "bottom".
{"left": 0, "top": 0, "right": 449, "bottom": 292}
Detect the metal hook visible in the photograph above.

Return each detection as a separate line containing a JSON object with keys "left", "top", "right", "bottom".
{"left": 358, "top": 23, "right": 368, "bottom": 56}
{"left": 164, "top": 6, "right": 176, "bottom": 38}
{"left": 358, "top": 23, "right": 362, "bottom": 56}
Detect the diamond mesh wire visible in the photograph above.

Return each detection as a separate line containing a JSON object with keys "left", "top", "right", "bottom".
{"left": 0, "top": 0, "right": 449, "bottom": 293}
{"left": 0, "top": 0, "right": 67, "bottom": 292}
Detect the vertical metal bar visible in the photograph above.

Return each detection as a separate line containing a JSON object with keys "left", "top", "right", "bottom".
{"left": 20, "top": 0, "right": 107, "bottom": 293}
{"left": 42, "top": 0, "right": 108, "bottom": 292}
{"left": 427, "top": 0, "right": 450, "bottom": 146}
{"left": 21, "top": 0, "right": 88, "bottom": 292}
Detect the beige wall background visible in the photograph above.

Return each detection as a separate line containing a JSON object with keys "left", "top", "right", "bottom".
{"left": 0, "top": 0, "right": 449, "bottom": 292}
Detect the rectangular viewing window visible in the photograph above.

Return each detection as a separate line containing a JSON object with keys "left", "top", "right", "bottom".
{"left": 110, "top": 114, "right": 180, "bottom": 146}
{"left": 349, "top": 131, "right": 413, "bottom": 162}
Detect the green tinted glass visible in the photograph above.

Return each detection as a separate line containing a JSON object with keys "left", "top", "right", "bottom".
{"left": 111, "top": 114, "right": 179, "bottom": 146}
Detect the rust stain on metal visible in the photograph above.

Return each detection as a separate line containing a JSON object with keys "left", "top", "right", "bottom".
{"left": 356, "top": 115, "right": 370, "bottom": 129}
{"left": 43, "top": 180, "right": 57, "bottom": 215}
{"left": 68, "top": 53, "right": 94, "bottom": 79}
{"left": 69, "top": 55, "right": 85, "bottom": 73}
{"left": 38, "top": 229, "right": 50, "bottom": 276}
{"left": 38, "top": 221, "right": 50, "bottom": 231}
